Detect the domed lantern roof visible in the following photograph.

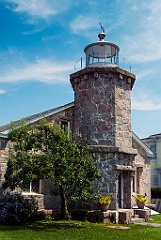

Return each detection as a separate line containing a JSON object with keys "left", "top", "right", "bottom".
{"left": 84, "top": 24, "right": 120, "bottom": 67}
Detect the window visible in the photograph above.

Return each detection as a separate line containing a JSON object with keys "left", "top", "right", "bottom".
{"left": 31, "top": 180, "right": 40, "bottom": 192}
{"left": 149, "top": 144, "right": 157, "bottom": 159}
{"left": 153, "top": 175, "right": 159, "bottom": 185}
{"left": 60, "top": 120, "right": 68, "bottom": 129}
{"left": 23, "top": 180, "right": 43, "bottom": 194}
{"left": 0, "top": 138, "right": 7, "bottom": 150}
{"left": 60, "top": 120, "right": 70, "bottom": 135}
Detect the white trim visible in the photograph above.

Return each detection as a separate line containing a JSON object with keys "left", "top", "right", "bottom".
{"left": 67, "top": 121, "right": 70, "bottom": 136}
{"left": 132, "top": 132, "right": 154, "bottom": 157}
{"left": 29, "top": 182, "right": 32, "bottom": 193}
{"left": 39, "top": 180, "right": 42, "bottom": 193}
{"left": 0, "top": 133, "right": 8, "bottom": 138}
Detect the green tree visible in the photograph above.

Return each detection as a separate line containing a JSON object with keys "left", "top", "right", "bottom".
{"left": 3, "top": 120, "right": 100, "bottom": 219}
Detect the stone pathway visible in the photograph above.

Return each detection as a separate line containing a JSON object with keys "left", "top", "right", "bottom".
{"left": 106, "top": 226, "right": 130, "bottom": 230}
{"left": 136, "top": 222, "right": 161, "bottom": 227}
{"left": 106, "top": 222, "right": 161, "bottom": 229}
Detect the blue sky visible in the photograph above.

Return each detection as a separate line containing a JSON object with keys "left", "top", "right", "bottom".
{"left": 0, "top": 0, "right": 161, "bottom": 138}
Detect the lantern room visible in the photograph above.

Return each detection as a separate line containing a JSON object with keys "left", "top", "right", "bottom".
{"left": 84, "top": 27, "right": 119, "bottom": 67}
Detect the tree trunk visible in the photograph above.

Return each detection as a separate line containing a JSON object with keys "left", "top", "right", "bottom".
{"left": 59, "top": 184, "right": 68, "bottom": 219}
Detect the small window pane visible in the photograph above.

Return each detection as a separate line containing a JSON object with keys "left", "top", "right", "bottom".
{"left": 153, "top": 175, "right": 159, "bottom": 185}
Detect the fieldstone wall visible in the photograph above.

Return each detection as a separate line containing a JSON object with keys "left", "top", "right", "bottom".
{"left": 70, "top": 66, "right": 152, "bottom": 210}
{"left": 115, "top": 86, "right": 132, "bottom": 151}
{"left": 70, "top": 66, "right": 135, "bottom": 153}
{"left": 132, "top": 138, "right": 151, "bottom": 204}
{"left": 70, "top": 66, "right": 137, "bottom": 209}
{"left": 91, "top": 146, "right": 136, "bottom": 209}
{"left": 43, "top": 179, "right": 61, "bottom": 209}
{"left": 0, "top": 140, "right": 10, "bottom": 194}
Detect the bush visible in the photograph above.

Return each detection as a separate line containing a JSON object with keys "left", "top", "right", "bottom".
{"left": 0, "top": 192, "right": 38, "bottom": 225}
{"left": 70, "top": 209, "right": 88, "bottom": 221}
{"left": 151, "top": 188, "right": 161, "bottom": 199}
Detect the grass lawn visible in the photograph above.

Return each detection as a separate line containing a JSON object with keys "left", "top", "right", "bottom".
{"left": 0, "top": 216, "right": 161, "bottom": 240}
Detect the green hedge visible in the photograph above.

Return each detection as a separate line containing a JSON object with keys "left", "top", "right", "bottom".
{"left": 151, "top": 188, "right": 161, "bottom": 198}
{"left": 70, "top": 209, "right": 88, "bottom": 221}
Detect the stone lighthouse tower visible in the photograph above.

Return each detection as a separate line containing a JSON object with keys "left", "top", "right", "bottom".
{"left": 70, "top": 27, "right": 137, "bottom": 209}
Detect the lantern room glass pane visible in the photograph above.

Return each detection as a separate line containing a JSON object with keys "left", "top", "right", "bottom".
{"left": 85, "top": 42, "right": 119, "bottom": 67}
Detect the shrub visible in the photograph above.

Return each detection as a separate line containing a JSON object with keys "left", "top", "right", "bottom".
{"left": 151, "top": 188, "right": 161, "bottom": 198}
{"left": 0, "top": 192, "right": 38, "bottom": 225}
{"left": 70, "top": 209, "right": 88, "bottom": 221}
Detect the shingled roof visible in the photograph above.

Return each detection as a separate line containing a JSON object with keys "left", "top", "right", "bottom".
{"left": 142, "top": 133, "right": 161, "bottom": 140}
{"left": 0, "top": 102, "right": 74, "bottom": 136}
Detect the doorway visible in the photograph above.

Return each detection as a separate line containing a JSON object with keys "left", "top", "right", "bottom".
{"left": 118, "top": 172, "right": 123, "bottom": 208}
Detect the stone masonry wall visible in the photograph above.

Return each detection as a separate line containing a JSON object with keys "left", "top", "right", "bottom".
{"left": 91, "top": 146, "right": 136, "bottom": 209}
{"left": 0, "top": 140, "right": 10, "bottom": 194}
{"left": 115, "top": 86, "right": 132, "bottom": 151}
{"left": 70, "top": 67, "right": 135, "bottom": 153}
{"left": 132, "top": 139, "right": 151, "bottom": 204}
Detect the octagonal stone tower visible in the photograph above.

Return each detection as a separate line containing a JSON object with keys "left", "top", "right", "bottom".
{"left": 70, "top": 28, "right": 137, "bottom": 209}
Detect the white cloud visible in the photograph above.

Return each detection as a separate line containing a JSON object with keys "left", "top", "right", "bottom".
{"left": 70, "top": 15, "right": 99, "bottom": 34}
{"left": 5, "top": 0, "right": 71, "bottom": 19}
{"left": 134, "top": 68, "right": 156, "bottom": 81}
{"left": 123, "top": 33, "right": 161, "bottom": 62}
{"left": 132, "top": 92, "right": 161, "bottom": 111}
{"left": 132, "top": 99, "right": 161, "bottom": 111}
{"left": 121, "top": 1, "right": 161, "bottom": 62}
{"left": 22, "top": 28, "right": 43, "bottom": 35}
{"left": 0, "top": 89, "right": 6, "bottom": 94}
{"left": 69, "top": 0, "right": 161, "bottom": 62}
{"left": 0, "top": 59, "right": 74, "bottom": 84}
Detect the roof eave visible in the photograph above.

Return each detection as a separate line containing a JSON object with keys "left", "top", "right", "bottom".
{"left": 0, "top": 102, "right": 74, "bottom": 136}
{"left": 132, "top": 131, "right": 154, "bottom": 157}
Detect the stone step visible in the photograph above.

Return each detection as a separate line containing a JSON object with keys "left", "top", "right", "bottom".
{"left": 132, "top": 214, "right": 140, "bottom": 218}
{"left": 134, "top": 209, "right": 150, "bottom": 221}
{"left": 131, "top": 217, "right": 145, "bottom": 223}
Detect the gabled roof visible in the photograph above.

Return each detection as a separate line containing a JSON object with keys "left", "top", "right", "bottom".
{"left": 0, "top": 102, "right": 74, "bottom": 135}
{"left": 142, "top": 133, "right": 161, "bottom": 140}
{"left": 132, "top": 131, "right": 154, "bottom": 157}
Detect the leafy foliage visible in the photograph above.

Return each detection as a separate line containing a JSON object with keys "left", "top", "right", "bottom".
{"left": 0, "top": 192, "right": 38, "bottom": 225}
{"left": 3, "top": 120, "right": 100, "bottom": 219}
{"left": 151, "top": 188, "right": 161, "bottom": 198}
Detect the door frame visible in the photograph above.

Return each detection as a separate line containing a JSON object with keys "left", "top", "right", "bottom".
{"left": 118, "top": 171, "right": 123, "bottom": 208}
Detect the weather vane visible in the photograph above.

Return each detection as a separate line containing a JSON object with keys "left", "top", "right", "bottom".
{"left": 99, "top": 22, "right": 105, "bottom": 33}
